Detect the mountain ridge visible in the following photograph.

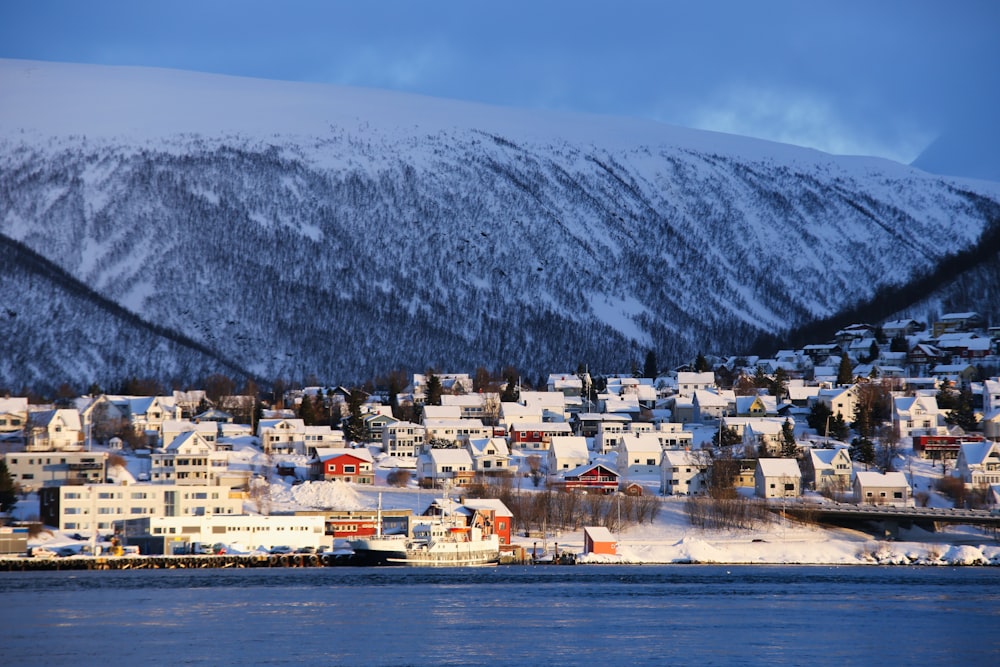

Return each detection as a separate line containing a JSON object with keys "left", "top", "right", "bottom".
{"left": 2, "top": 59, "right": 1000, "bottom": 391}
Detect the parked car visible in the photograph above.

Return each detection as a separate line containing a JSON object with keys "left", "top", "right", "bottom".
{"left": 269, "top": 545, "right": 292, "bottom": 555}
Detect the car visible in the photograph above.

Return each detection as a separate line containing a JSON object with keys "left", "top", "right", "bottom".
{"left": 294, "top": 546, "right": 316, "bottom": 555}
{"left": 31, "top": 546, "right": 58, "bottom": 559}
{"left": 269, "top": 545, "right": 292, "bottom": 555}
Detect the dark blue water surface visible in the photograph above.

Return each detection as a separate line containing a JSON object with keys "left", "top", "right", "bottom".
{"left": 1, "top": 565, "right": 997, "bottom": 666}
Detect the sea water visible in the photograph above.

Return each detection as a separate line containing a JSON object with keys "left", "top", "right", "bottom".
{"left": 1, "top": 565, "right": 997, "bottom": 666}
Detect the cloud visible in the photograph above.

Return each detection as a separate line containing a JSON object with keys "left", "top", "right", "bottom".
{"left": 684, "top": 86, "right": 934, "bottom": 164}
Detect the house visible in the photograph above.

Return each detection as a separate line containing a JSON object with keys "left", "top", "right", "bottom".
{"left": 418, "top": 448, "right": 475, "bottom": 487}
{"left": 754, "top": 458, "right": 801, "bottom": 499}
{"left": 546, "top": 436, "right": 590, "bottom": 473}
{"left": 2, "top": 450, "right": 108, "bottom": 492}
{"left": 520, "top": 391, "right": 569, "bottom": 422}
{"left": 689, "top": 389, "right": 733, "bottom": 423}
{"left": 647, "top": 422, "right": 693, "bottom": 450}
{"left": 802, "top": 448, "right": 852, "bottom": 492}
{"left": 382, "top": 421, "right": 426, "bottom": 460}
{"left": 583, "top": 526, "right": 617, "bottom": 556}
{"left": 0, "top": 396, "right": 28, "bottom": 442}
{"left": 310, "top": 448, "right": 374, "bottom": 484}
{"left": 258, "top": 418, "right": 307, "bottom": 455}
{"left": 726, "top": 417, "right": 788, "bottom": 456}
{"left": 26, "top": 409, "right": 83, "bottom": 452}
{"left": 734, "top": 394, "right": 778, "bottom": 417}
{"left": 659, "top": 450, "right": 708, "bottom": 496}
{"left": 423, "top": 418, "right": 491, "bottom": 445}
{"left": 676, "top": 371, "right": 716, "bottom": 396}
{"left": 441, "top": 393, "right": 499, "bottom": 422}
{"left": 907, "top": 343, "right": 945, "bottom": 369}
{"left": 955, "top": 441, "right": 1000, "bottom": 486}
{"left": 127, "top": 396, "right": 181, "bottom": 440}
{"left": 616, "top": 432, "right": 662, "bottom": 476}
{"left": 892, "top": 394, "right": 944, "bottom": 438}
{"left": 561, "top": 462, "right": 620, "bottom": 494}
{"left": 459, "top": 499, "right": 514, "bottom": 546}
{"left": 161, "top": 419, "right": 218, "bottom": 449}
{"left": 150, "top": 431, "right": 219, "bottom": 485}
{"left": 853, "top": 471, "right": 911, "bottom": 506}
{"left": 932, "top": 312, "right": 984, "bottom": 337}
{"left": 465, "top": 437, "right": 511, "bottom": 474}
{"left": 593, "top": 419, "right": 630, "bottom": 454}
{"left": 882, "top": 319, "right": 922, "bottom": 338}
{"left": 817, "top": 385, "right": 860, "bottom": 422}
{"left": 547, "top": 373, "right": 585, "bottom": 396}
{"left": 930, "top": 364, "right": 977, "bottom": 387}
{"left": 361, "top": 411, "right": 398, "bottom": 444}
{"left": 912, "top": 433, "right": 982, "bottom": 461}
{"left": 508, "top": 421, "right": 572, "bottom": 450}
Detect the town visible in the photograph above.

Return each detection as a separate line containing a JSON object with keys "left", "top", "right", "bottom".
{"left": 2, "top": 311, "right": 1000, "bottom": 566}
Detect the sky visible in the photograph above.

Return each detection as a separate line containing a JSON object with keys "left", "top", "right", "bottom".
{"left": 1, "top": 1, "right": 998, "bottom": 166}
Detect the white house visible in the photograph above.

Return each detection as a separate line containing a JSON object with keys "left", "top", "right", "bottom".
{"left": 465, "top": 437, "right": 511, "bottom": 474}
{"left": 257, "top": 418, "right": 306, "bottom": 455}
{"left": 955, "top": 441, "right": 1000, "bottom": 486}
{"left": 151, "top": 431, "right": 222, "bottom": 486}
{"left": 754, "top": 458, "right": 801, "bottom": 499}
{"left": 418, "top": 448, "right": 475, "bottom": 487}
{"left": 892, "top": 394, "right": 944, "bottom": 438}
{"left": 676, "top": 371, "right": 716, "bottom": 396}
{"left": 852, "top": 471, "right": 911, "bottom": 506}
{"left": 616, "top": 432, "right": 662, "bottom": 476}
{"left": 659, "top": 450, "right": 708, "bottom": 496}
{"left": 26, "top": 408, "right": 83, "bottom": 452}
{"left": 546, "top": 436, "right": 590, "bottom": 474}
{"left": 804, "top": 448, "right": 853, "bottom": 492}
{"left": 0, "top": 396, "right": 28, "bottom": 441}
{"left": 382, "top": 421, "right": 426, "bottom": 460}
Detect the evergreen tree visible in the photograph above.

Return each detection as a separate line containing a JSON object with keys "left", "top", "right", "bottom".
{"left": 849, "top": 436, "right": 876, "bottom": 469}
{"left": 344, "top": 389, "right": 366, "bottom": 444}
{"left": 424, "top": 370, "right": 443, "bottom": 406}
{"left": 836, "top": 356, "right": 854, "bottom": 386}
{"left": 769, "top": 367, "right": 789, "bottom": 399}
{"left": 643, "top": 350, "right": 658, "bottom": 379}
{"left": 945, "top": 388, "right": 979, "bottom": 432}
{"left": 866, "top": 340, "right": 879, "bottom": 364}
{"left": 694, "top": 351, "right": 710, "bottom": 373}
{"left": 807, "top": 401, "right": 833, "bottom": 434}
{"left": 713, "top": 425, "right": 742, "bottom": 448}
{"left": 829, "top": 413, "right": 850, "bottom": 442}
{"left": 780, "top": 418, "right": 798, "bottom": 457}
{"left": 298, "top": 393, "right": 317, "bottom": 425}
{"left": 889, "top": 333, "right": 908, "bottom": 353}
{"left": 753, "top": 366, "right": 769, "bottom": 390}
{"left": 0, "top": 460, "right": 17, "bottom": 513}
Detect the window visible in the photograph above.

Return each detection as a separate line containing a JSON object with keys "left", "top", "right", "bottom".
{"left": 343, "top": 465, "right": 356, "bottom": 474}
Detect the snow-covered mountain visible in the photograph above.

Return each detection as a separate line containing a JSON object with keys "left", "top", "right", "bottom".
{"left": 2, "top": 59, "right": 999, "bottom": 391}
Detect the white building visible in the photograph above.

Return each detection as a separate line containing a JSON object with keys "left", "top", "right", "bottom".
{"left": 40, "top": 483, "right": 244, "bottom": 534}
{"left": 149, "top": 514, "right": 328, "bottom": 553}
{"left": 659, "top": 450, "right": 708, "bottom": 496}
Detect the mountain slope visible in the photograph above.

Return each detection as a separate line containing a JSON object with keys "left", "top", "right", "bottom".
{"left": 2, "top": 59, "right": 1000, "bottom": 389}
{"left": 0, "top": 233, "right": 252, "bottom": 391}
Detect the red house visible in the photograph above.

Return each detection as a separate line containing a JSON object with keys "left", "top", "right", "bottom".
{"left": 508, "top": 422, "right": 572, "bottom": 449}
{"left": 310, "top": 447, "right": 374, "bottom": 484}
{"left": 461, "top": 500, "right": 514, "bottom": 546}
{"left": 561, "top": 463, "right": 620, "bottom": 494}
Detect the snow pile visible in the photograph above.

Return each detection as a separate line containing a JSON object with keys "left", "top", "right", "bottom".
{"left": 269, "top": 480, "right": 366, "bottom": 511}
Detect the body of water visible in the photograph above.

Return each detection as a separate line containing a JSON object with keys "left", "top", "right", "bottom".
{"left": 1, "top": 565, "right": 997, "bottom": 666}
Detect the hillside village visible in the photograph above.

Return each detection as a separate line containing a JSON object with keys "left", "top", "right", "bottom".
{"left": 2, "top": 310, "right": 1000, "bottom": 562}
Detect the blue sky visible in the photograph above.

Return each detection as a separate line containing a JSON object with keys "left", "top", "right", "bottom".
{"left": 1, "top": 1, "right": 997, "bottom": 164}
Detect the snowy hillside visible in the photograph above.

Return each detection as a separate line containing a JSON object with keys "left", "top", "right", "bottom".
{"left": 2, "top": 59, "right": 1000, "bottom": 390}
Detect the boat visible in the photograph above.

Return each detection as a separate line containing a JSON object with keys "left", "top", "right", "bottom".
{"left": 348, "top": 495, "right": 501, "bottom": 567}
